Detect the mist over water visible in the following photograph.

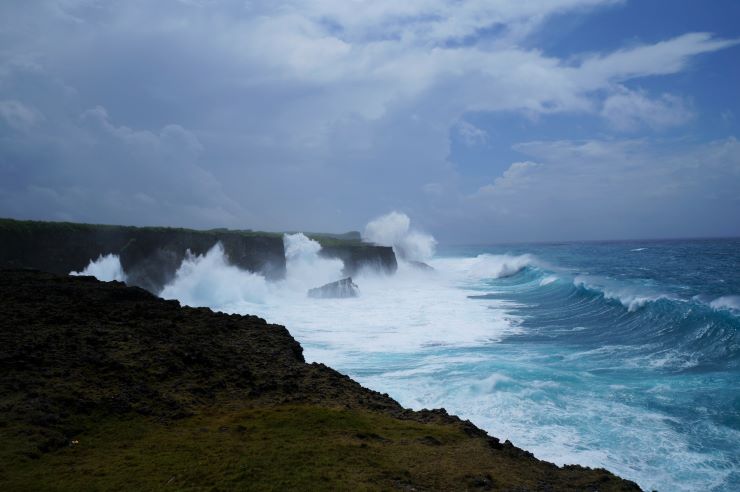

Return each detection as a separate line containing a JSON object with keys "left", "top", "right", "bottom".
{"left": 71, "top": 221, "right": 740, "bottom": 492}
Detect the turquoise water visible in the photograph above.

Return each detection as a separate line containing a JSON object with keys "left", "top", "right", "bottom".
{"left": 352, "top": 239, "right": 740, "bottom": 491}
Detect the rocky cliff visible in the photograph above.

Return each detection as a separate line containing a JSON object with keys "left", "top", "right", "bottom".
{"left": 319, "top": 243, "right": 398, "bottom": 276}
{"left": 0, "top": 219, "right": 397, "bottom": 293}
{"left": 0, "top": 270, "right": 640, "bottom": 491}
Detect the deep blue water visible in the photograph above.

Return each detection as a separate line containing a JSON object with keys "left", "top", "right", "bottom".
{"left": 427, "top": 238, "right": 740, "bottom": 491}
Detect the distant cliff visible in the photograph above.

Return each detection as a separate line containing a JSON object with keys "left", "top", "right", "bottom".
{"left": 0, "top": 218, "right": 397, "bottom": 292}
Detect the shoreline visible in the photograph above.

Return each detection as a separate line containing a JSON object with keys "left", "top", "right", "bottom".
{"left": 0, "top": 269, "right": 641, "bottom": 490}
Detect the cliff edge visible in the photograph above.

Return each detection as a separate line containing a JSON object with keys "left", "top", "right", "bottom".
{"left": 0, "top": 270, "right": 640, "bottom": 491}
{"left": 0, "top": 218, "right": 397, "bottom": 293}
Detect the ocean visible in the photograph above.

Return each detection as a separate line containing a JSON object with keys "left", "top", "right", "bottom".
{"left": 79, "top": 235, "right": 740, "bottom": 491}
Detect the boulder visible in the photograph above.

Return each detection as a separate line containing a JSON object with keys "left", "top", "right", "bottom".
{"left": 408, "top": 260, "right": 434, "bottom": 271}
{"left": 308, "top": 277, "right": 359, "bottom": 299}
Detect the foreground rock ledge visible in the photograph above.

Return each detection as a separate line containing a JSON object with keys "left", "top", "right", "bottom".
{"left": 0, "top": 270, "right": 641, "bottom": 491}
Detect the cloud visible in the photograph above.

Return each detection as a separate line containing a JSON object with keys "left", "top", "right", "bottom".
{"left": 464, "top": 138, "right": 740, "bottom": 240}
{"left": 572, "top": 32, "right": 740, "bottom": 87}
{"left": 601, "top": 87, "right": 692, "bottom": 131}
{"left": 0, "top": 95, "right": 247, "bottom": 227}
{"left": 0, "top": 1, "right": 737, "bottom": 237}
{"left": 0, "top": 100, "right": 43, "bottom": 130}
{"left": 476, "top": 161, "right": 542, "bottom": 195}
{"left": 455, "top": 120, "right": 488, "bottom": 146}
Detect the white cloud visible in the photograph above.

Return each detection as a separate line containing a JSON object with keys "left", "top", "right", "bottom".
{"left": 476, "top": 161, "right": 542, "bottom": 195}
{"left": 601, "top": 87, "right": 692, "bottom": 131}
{"left": 572, "top": 32, "right": 740, "bottom": 88}
{"left": 456, "top": 120, "right": 488, "bottom": 145}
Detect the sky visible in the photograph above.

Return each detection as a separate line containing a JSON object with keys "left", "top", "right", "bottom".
{"left": 1, "top": 0, "right": 739, "bottom": 243}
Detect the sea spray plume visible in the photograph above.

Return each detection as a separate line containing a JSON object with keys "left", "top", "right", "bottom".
{"left": 710, "top": 295, "right": 740, "bottom": 314}
{"left": 160, "top": 243, "right": 268, "bottom": 310}
{"left": 363, "top": 212, "right": 437, "bottom": 262}
{"left": 70, "top": 254, "right": 126, "bottom": 282}
{"left": 282, "top": 233, "right": 344, "bottom": 291}
{"left": 284, "top": 232, "right": 322, "bottom": 260}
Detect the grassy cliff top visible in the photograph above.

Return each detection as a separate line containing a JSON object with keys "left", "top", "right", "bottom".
{"left": 0, "top": 270, "right": 641, "bottom": 491}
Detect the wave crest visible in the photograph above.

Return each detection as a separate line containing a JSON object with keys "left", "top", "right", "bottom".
{"left": 710, "top": 295, "right": 740, "bottom": 314}
{"left": 572, "top": 275, "right": 671, "bottom": 312}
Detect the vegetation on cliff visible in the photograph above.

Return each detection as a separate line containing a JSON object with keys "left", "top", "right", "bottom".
{"left": 0, "top": 270, "right": 640, "bottom": 491}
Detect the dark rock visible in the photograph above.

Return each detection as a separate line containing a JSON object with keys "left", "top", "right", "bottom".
{"left": 0, "top": 219, "right": 287, "bottom": 291}
{"left": 319, "top": 244, "right": 397, "bottom": 276}
{"left": 308, "top": 277, "right": 359, "bottom": 299}
{"left": 408, "top": 260, "right": 434, "bottom": 271}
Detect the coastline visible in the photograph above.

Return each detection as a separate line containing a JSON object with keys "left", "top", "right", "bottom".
{"left": 0, "top": 269, "right": 641, "bottom": 491}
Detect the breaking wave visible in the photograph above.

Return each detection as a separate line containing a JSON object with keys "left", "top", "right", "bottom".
{"left": 431, "top": 253, "right": 538, "bottom": 281}
{"left": 710, "top": 295, "right": 740, "bottom": 313}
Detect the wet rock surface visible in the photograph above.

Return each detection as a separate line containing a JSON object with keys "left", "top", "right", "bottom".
{"left": 308, "top": 277, "right": 360, "bottom": 298}
{"left": 408, "top": 260, "right": 435, "bottom": 271}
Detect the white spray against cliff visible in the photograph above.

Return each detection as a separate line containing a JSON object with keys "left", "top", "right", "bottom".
{"left": 362, "top": 211, "right": 437, "bottom": 262}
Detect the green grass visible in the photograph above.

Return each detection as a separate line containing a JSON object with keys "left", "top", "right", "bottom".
{"left": 0, "top": 404, "right": 636, "bottom": 491}
{"left": 0, "top": 405, "right": 482, "bottom": 491}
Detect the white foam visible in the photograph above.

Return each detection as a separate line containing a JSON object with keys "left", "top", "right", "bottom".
{"left": 710, "top": 295, "right": 740, "bottom": 313}
{"left": 573, "top": 275, "right": 671, "bottom": 312}
{"left": 540, "top": 275, "right": 558, "bottom": 286}
{"left": 267, "top": 268, "right": 520, "bottom": 360}
{"left": 70, "top": 253, "right": 126, "bottom": 282}
{"left": 158, "top": 242, "right": 521, "bottom": 361}
{"left": 431, "top": 253, "right": 537, "bottom": 282}
{"left": 358, "top": 351, "right": 737, "bottom": 492}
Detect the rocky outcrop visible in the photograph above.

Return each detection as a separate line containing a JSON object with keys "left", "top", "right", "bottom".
{"left": 408, "top": 260, "right": 434, "bottom": 271}
{"left": 308, "top": 277, "right": 359, "bottom": 298}
{"left": 320, "top": 243, "right": 397, "bottom": 276}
